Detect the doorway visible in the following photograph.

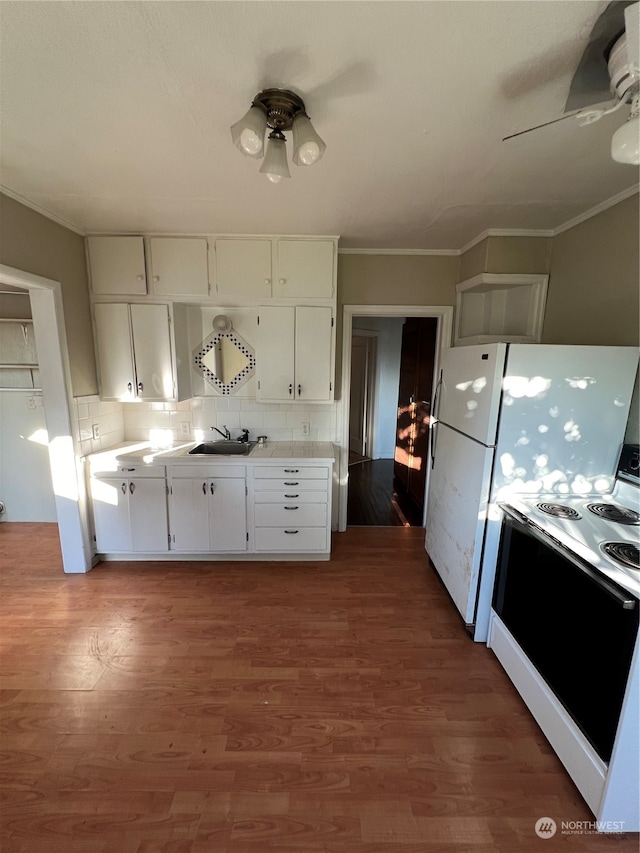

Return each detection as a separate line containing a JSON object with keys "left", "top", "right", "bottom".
{"left": 338, "top": 304, "right": 453, "bottom": 532}
{"left": 0, "top": 264, "right": 92, "bottom": 573}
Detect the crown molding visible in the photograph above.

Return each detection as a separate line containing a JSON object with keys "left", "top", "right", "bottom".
{"left": 2, "top": 184, "right": 637, "bottom": 251}
{"left": 338, "top": 247, "right": 459, "bottom": 256}
{"left": 0, "top": 185, "right": 85, "bottom": 236}
{"left": 552, "top": 184, "right": 640, "bottom": 236}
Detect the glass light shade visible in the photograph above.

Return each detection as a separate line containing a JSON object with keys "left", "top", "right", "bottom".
{"left": 259, "top": 134, "right": 291, "bottom": 182}
{"left": 611, "top": 115, "right": 640, "bottom": 165}
{"left": 230, "top": 105, "right": 267, "bottom": 158}
{"left": 292, "top": 114, "right": 326, "bottom": 166}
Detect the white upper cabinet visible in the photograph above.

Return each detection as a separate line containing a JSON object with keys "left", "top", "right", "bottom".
{"left": 88, "top": 235, "right": 209, "bottom": 297}
{"left": 148, "top": 237, "right": 209, "bottom": 296}
{"left": 212, "top": 237, "right": 337, "bottom": 303}
{"left": 213, "top": 238, "right": 272, "bottom": 301}
{"left": 256, "top": 305, "right": 334, "bottom": 403}
{"left": 87, "top": 236, "right": 147, "bottom": 295}
{"left": 274, "top": 239, "right": 335, "bottom": 300}
{"left": 93, "top": 302, "right": 175, "bottom": 401}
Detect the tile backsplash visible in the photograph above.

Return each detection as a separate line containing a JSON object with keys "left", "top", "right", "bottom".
{"left": 73, "top": 395, "right": 125, "bottom": 456}
{"left": 122, "top": 397, "right": 339, "bottom": 446}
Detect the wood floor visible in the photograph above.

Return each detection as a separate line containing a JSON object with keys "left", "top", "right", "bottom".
{"left": 1, "top": 522, "right": 637, "bottom": 852}
{"left": 347, "top": 460, "right": 423, "bottom": 527}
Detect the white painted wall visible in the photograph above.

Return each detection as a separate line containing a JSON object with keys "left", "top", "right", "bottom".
{"left": 352, "top": 316, "right": 404, "bottom": 459}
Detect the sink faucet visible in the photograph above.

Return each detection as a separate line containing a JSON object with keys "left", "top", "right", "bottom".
{"left": 211, "top": 425, "right": 230, "bottom": 440}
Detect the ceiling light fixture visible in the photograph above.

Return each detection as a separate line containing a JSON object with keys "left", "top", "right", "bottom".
{"left": 611, "top": 92, "right": 640, "bottom": 165}
{"left": 231, "top": 89, "right": 326, "bottom": 183}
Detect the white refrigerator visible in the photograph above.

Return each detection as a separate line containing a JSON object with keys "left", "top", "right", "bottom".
{"left": 425, "top": 343, "right": 639, "bottom": 641}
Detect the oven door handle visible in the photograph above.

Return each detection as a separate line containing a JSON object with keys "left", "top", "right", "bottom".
{"left": 501, "top": 506, "right": 637, "bottom": 611}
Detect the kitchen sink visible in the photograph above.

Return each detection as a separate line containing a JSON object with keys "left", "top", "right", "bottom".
{"left": 188, "top": 441, "right": 256, "bottom": 456}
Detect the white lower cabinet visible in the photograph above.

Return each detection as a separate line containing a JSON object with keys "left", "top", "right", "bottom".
{"left": 169, "top": 466, "right": 247, "bottom": 552}
{"left": 91, "top": 467, "right": 168, "bottom": 553}
{"left": 252, "top": 464, "right": 331, "bottom": 554}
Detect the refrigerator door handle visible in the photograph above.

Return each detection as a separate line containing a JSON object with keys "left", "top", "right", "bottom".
{"left": 430, "top": 370, "right": 443, "bottom": 469}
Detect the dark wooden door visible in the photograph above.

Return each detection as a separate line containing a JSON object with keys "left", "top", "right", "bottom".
{"left": 394, "top": 318, "right": 437, "bottom": 512}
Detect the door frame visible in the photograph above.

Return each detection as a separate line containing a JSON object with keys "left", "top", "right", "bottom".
{"left": 0, "top": 263, "right": 93, "bottom": 573}
{"left": 338, "top": 304, "right": 453, "bottom": 532}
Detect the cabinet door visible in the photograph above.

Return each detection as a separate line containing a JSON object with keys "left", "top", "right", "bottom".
{"left": 93, "top": 303, "right": 136, "bottom": 401}
{"left": 169, "top": 478, "right": 210, "bottom": 551}
{"left": 128, "top": 479, "right": 169, "bottom": 552}
{"left": 87, "top": 236, "right": 147, "bottom": 295}
{"left": 256, "top": 306, "right": 295, "bottom": 401}
{"left": 92, "top": 478, "right": 132, "bottom": 551}
{"left": 209, "top": 478, "right": 247, "bottom": 551}
{"left": 295, "top": 306, "right": 333, "bottom": 401}
{"left": 213, "top": 239, "right": 272, "bottom": 301}
{"left": 148, "top": 237, "right": 209, "bottom": 297}
{"left": 129, "top": 304, "right": 175, "bottom": 401}
{"left": 274, "top": 240, "right": 335, "bottom": 299}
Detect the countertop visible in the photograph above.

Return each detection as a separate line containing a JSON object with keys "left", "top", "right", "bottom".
{"left": 86, "top": 440, "right": 336, "bottom": 473}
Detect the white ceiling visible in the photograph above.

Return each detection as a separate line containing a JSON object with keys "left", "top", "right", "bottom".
{"left": 1, "top": 1, "right": 638, "bottom": 250}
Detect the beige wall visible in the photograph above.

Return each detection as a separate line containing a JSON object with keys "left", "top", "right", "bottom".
{"left": 0, "top": 194, "right": 97, "bottom": 396}
{"left": 543, "top": 194, "right": 639, "bottom": 346}
{"left": 458, "top": 235, "right": 552, "bottom": 281}
{"left": 338, "top": 253, "right": 458, "bottom": 307}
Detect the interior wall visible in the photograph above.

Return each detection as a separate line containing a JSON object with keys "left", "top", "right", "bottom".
{"left": 352, "top": 316, "right": 404, "bottom": 459}
{"left": 0, "top": 193, "right": 96, "bottom": 396}
{"left": 335, "top": 253, "right": 458, "bottom": 394}
{"left": 543, "top": 194, "right": 639, "bottom": 346}
{"left": 458, "top": 235, "right": 552, "bottom": 281}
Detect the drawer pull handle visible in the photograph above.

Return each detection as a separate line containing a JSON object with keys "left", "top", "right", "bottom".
{"left": 284, "top": 530, "right": 299, "bottom": 534}
{"left": 284, "top": 506, "right": 299, "bottom": 511}
{"left": 284, "top": 469, "right": 299, "bottom": 473}
{"left": 284, "top": 481, "right": 299, "bottom": 486}
{"left": 284, "top": 494, "right": 299, "bottom": 498}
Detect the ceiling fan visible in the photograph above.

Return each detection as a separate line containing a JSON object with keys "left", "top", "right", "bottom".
{"left": 503, "top": 1, "right": 639, "bottom": 164}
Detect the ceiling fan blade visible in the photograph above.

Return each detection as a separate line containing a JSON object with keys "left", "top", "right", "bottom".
{"left": 564, "top": 0, "right": 633, "bottom": 112}
{"left": 502, "top": 112, "right": 577, "bottom": 141}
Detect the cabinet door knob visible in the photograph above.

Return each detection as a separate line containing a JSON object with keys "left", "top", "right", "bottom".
{"left": 264, "top": 278, "right": 271, "bottom": 285}
{"left": 136, "top": 275, "right": 144, "bottom": 281}
{"left": 288, "top": 384, "right": 293, "bottom": 396}
{"left": 121, "top": 483, "right": 127, "bottom": 494}
{"left": 202, "top": 482, "right": 207, "bottom": 495}
{"left": 129, "top": 482, "right": 135, "bottom": 494}
{"left": 297, "top": 384, "right": 302, "bottom": 396}
{"left": 127, "top": 382, "right": 133, "bottom": 393}
{"left": 137, "top": 381, "right": 144, "bottom": 393}
{"left": 210, "top": 482, "right": 215, "bottom": 495}
{"left": 153, "top": 276, "right": 159, "bottom": 282}
{"left": 279, "top": 278, "right": 286, "bottom": 285}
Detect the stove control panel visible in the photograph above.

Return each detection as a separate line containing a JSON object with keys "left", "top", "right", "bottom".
{"left": 618, "top": 443, "right": 640, "bottom": 485}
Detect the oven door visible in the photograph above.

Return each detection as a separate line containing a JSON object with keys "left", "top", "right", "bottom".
{"left": 493, "top": 509, "right": 638, "bottom": 763}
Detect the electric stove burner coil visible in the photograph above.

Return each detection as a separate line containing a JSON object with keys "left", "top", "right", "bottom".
{"left": 587, "top": 503, "right": 640, "bottom": 525}
{"left": 536, "top": 503, "right": 581, "bottom": 519}
{"left": 601, "top": 542, "right": 640, "bottom": 570}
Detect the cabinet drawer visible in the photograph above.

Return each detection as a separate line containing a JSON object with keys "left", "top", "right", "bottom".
{"left": 254, "top": 478, "right": 327, "bottom": 491}
{"left": 254, "top": 527, "right": 329, "bottom": 552}
{"left": 115, "top": 464, "right": 166, "bottom": 478}
{"left": 255, "top": 503, "right": 327, "bottom": 527}
{"left": 254, "top": 489, "right": 328, "bottom": 504}
{"left": 170, "top": 465, "right": 246, "bottom": 478}
{"left": 253, "top": 466, "right": 328, "bottom": 480}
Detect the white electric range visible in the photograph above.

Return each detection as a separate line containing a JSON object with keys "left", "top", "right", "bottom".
{"left": 501, "top": 477, "right": 639, "bottom": 599}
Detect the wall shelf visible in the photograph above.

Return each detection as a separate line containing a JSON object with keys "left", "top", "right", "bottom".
{"left": 454, "top": 273, "right": 548, "bottom": 346}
